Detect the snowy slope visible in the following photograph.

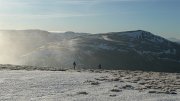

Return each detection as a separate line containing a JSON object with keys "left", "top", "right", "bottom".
{"left": 0, "top": 69, "right": 179, "bottom": 101}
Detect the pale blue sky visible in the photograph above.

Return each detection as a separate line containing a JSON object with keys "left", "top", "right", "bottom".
{"left": 0, "top": 0, "right": 179, "bottom": 38}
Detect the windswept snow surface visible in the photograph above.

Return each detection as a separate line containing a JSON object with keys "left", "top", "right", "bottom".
{"left": 102, "top": 35, "right": 117, "bottom": 42}
{"left": 0, "top": 70, "right": 179, "bottom": 101}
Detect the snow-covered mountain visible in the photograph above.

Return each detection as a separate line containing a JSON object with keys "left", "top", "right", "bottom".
{"left": 0, "top": 30, "right": 180, "bottom": 72}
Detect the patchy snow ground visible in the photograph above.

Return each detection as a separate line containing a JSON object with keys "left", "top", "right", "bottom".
{"left": 0, "top": 70, "right": 179, "bottom": 101}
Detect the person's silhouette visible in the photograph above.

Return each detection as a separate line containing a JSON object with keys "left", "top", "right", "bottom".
{"left": 98, "top": 64, "right": 102, "bottom": 69}
{"left": 73, "top": 61, "right": 76, "bottom": 70}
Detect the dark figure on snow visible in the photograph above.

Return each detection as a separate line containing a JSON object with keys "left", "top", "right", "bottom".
{"left": 98, "top": 64, "right": 102, "bottom": 69}
{"left": 73, "top": 61, "right": 76, "bottom": 70}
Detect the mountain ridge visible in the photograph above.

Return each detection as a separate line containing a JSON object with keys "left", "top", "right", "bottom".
{"left": 0, "top": 29, "right": 180, "bottom": 72}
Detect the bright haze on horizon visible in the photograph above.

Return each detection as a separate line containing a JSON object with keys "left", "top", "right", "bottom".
{"left": 0, "top": 0, "right": 179, "bottom": 38}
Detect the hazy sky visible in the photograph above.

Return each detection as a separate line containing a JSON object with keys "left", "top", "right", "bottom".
{"left": 0, "top": 0, "right": 179, "bottom": 38}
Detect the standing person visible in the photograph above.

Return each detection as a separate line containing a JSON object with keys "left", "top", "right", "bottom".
{"left": 73, "top": 61, "right": 76, "bottom": 70}
{"left": 98, "top": 64, "right": 102, "bottom": 69}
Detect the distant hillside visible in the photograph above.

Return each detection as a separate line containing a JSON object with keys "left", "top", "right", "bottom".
{"left": 0, "top": 30, "right": 180, "bottom": 72}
